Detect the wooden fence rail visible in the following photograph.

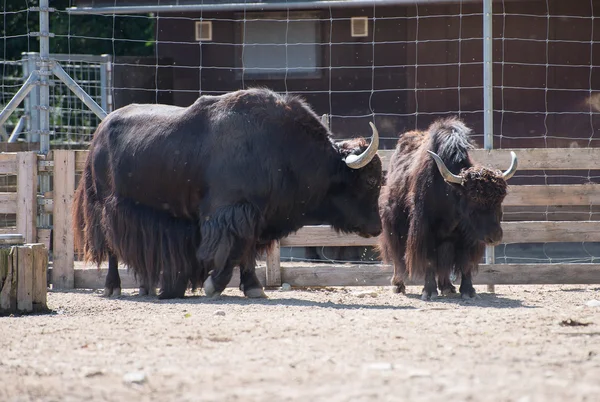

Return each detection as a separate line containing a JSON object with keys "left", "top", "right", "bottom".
{"left": 2, "top": 147, "right": 600, "bottom": 291}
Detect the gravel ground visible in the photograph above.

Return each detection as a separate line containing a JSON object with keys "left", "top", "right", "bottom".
{"left": 1, "top": 284, "right": 599, "bottom": 402}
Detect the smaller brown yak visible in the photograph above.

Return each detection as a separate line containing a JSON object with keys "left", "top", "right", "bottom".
{"left": 378, "top": 117, "right": 517, "bottom": 300}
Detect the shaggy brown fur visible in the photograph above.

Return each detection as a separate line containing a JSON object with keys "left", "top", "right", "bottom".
{"left": 378, "top": 116, "right": 511, "bottom": 300}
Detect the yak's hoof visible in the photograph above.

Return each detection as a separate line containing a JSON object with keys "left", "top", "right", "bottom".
{"left": 441, "top": 286, "right": 457, "bottom": 296}
{"left": 103, "top": 287, "right": 121, "bottom": 298}
{"left": 392, "top": 283, "right": 406, "bottom": 295}
{"left": 244, "top": 287, "right": 267, "bottom": 299}
{"left": 138, "top": 286, "right": 157, "bottom": 297}
{"left": 203, "top": 277, "right": 222, "bottom": 299}
{"left": 461, "top": 292, "right": 481, "bottom": 300}
{"left": 158, "top": 290, "right": 183, "bottom": 300}
{"left": 421, "top": 290, "right": 438, "bottom": 301}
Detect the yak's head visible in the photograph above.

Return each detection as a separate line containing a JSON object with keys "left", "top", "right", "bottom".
{"left": 327, "top": 122, "right": 383, "bottom": 238}
{"left": 428, "top": 150, "right": 518, "bottom": 246}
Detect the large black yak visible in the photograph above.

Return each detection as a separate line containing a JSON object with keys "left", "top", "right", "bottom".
{"left": 73, "top": 87, "right": 383, "bottom": 299}
{"left": 378, "top": 117, "right": 517, "bottom": 300}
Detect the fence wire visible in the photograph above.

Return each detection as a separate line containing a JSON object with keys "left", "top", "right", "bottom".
{"left": 1, "top": 1, "right": 600, "bottom": 267}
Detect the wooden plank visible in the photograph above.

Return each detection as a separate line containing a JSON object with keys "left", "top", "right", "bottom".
{"left": 501, "top": 221, "right": 600, "bottom": 243}
{"left": 31, "top": 243, "right": 48, "bottom": 312}
{"left": 66, "top": 265, "right": 267, "bottom": 290}
{"left": 0, "top": 142, "right": 40, "bottom": 153}
{"left": 265, "top": 241, "right": 282, "bottom": 288}
{"left": 37, "top": 228, "right": 51, "bottom": 251}
{"left": 52, "top": 150, "right": 75, "bottom": 289}
{"left": 281, "top": 264, "right": 392, "bottom": 287}
{"left": 0, "top": 153, "right": 18, "bottom": 175}
{"left": 505, "top": 184, "right": 600, "bottom": 206}
{"left": 0, "top": 234, "right": 25, "bottom": 245}
{"left": 378, "top": 148, "right": 600, "bottom": 171}
{"left": 0, "top": 229, "right": 19, "bottom": 235}
{"left": 0, "top": 192, "right": 18, "bottom": 214}
{"left": 68, "top": 149, "right": 600, "bottom": 210}
{"left": 16, "top": 152, "right": 38, "bottom": 243}
{"left": 74, "top": 150, "right": 89, "bottom": 173}
{"left": 281, "top": 227, "right": 378, "bottom": 248}
{"left": 16, "top": 245, "right": 33, "bottom": 312}
{"left": 0, "top": 247, "right": 16, "bottom": 313}
{"left": 60, "top": 262, "right": 600, "bottom": 289}
{"left": 71, "top": 148, "right": 600, "bottom": 174}
{"left": 475, "top": 264, "right": 600, "bottom": 285}
{"left": 280, "top": 221, "right": 600, "bottom": 248}
{"left": 278, "top": 263, "right": 600, "bottom": 287}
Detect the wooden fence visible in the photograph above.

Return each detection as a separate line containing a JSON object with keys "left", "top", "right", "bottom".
{"left": 2, "top": 148, "right": 600, "bottom": 290}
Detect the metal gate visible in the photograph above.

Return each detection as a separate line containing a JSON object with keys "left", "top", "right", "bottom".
{"left": 1, "top": 52, "right": 112, "bottom": 146}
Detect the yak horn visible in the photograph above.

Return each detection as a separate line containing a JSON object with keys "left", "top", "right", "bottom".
{"left": 345, "top": 122, "right": 380, "bottom": 169}
{"left": 502, "top": 151, "right": 518, "bottom": 180}
{"left": 427, "top": 150, "right": 463, "bottom": 184}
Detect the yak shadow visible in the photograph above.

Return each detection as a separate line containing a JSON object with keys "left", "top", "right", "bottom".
{"left": 401, "top": 291, "right": 534, "bottom": 309}
{"left": 536, "top": 286, "right": 600, "bottom": 293}
{"left": 48, "top": 288, "right": 417, "bottom": 311}
{"left": 48, "top": 288, "right": 531, "bottom": 310}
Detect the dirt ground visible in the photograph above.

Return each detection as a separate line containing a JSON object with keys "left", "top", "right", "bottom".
{"left": 1, "top": 284, "right": 599, "bottom": 402}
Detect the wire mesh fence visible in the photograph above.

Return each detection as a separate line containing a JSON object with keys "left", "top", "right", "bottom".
{"left": 1, "top": 0, "right": 600, "bottom": 268}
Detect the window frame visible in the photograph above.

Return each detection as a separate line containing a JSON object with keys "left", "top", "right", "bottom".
{"left": 234, "top": 11, "right": 323, "bottom": 80}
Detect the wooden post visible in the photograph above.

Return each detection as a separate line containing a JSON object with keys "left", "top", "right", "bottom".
{"left": 52, "top": 150, "right": 75, "bottom": 289}
{"left": 265, "top": 241, "right": 282, "bottom": 288}
{"left": 16, "top": 152, "right": 38, "bottom": 244}
{"left": 16, "top": 245, "right": 33, "bottom": 312}
{"left": 32, "top": 243, "right": 48, "bottom": 311}
{"left": 0, "top": 246, "right": 16, "bottom": 313}
{"left": 0, "top": 235, "right": 47, "bottom": 315}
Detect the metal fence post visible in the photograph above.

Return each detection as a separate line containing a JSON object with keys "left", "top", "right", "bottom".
{"left": 38, "top": 0, "right": 52, "bottom": 155}
{"left": 483, "top": 0, "right": 495, "bottom": 294}
{"left": 22, "top": 54, "right": 32, "bottom": 143}
{"left": 36, "top": 3, "right": 53, "bottom": 231}
{"left": 100, "top": 55, "right": 109, "bottom": 113}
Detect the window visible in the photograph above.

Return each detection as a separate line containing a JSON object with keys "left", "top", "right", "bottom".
{"left": 236, "top": 12, "right": 322, "bottom": 79}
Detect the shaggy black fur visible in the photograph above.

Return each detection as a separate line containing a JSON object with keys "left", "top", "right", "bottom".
{"left": 73, "top": 87, "right": 383, "bottom": 298}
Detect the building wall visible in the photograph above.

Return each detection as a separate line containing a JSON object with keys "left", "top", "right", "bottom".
{"left": 124, "top": 0, "right": 599, "bottom": 150}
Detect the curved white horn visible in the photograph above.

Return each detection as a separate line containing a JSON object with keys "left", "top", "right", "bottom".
{"left": 502, "top": 151, "right": 518, "bottom": 180}
{"left": 427, "top": 150, "right": 463, "bottom": 184}
{"left": 345, "top": 122, "right": 380, "bottom": 169}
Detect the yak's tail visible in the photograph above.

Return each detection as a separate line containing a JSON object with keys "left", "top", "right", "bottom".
{"left": 72, "top": 155, "right": 109, "bottom": 267}
{"left": 102, "top": 196, "right": 206, "bottom": 297}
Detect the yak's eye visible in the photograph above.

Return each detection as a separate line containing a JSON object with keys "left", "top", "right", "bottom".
{"left": 367, "top": 177, "right": 379, "bottom": 187}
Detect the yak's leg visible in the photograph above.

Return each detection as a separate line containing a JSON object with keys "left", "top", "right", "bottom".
{"left": 379, "top": 223, "right": 408, "bottom": 295}
{"left": 239, "top": 245, "right": 266, "bottom": 299}
{"left": 455, "top": 245, "right": 483, "bottom": 300}
{"left": 158, "top": 271, "right": 189, "bottom": 300}
{"left": 138, "top": 281, "right": 157, "bottom": 297}
{"left": 200, "top": 204, "right": 260, "bottom": 299}
{"left": 138, "top": 268, "right": 157, "bottom": 296}
{"left": 436, "top": 241, "right": 456, "bottom": 296}
{"left": 202, "top": 242, "right": 237, "bottom": 299}
{"left": 438, "top": 274, "right": 456, "bottom": 296}
{"left": 103, "top": 252, "right": 121, "bottom": 297}
{"left": 204, "top": 258, "right": 236, "bottom": 299}
{"left": 421, "top": 265, "right": 438, "bottom": 301}
{"left": 391, "top": 260, "right": 407, "bottom": 295}
{"left": 459, "top": 271, "right": 480, "bottom": 300}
